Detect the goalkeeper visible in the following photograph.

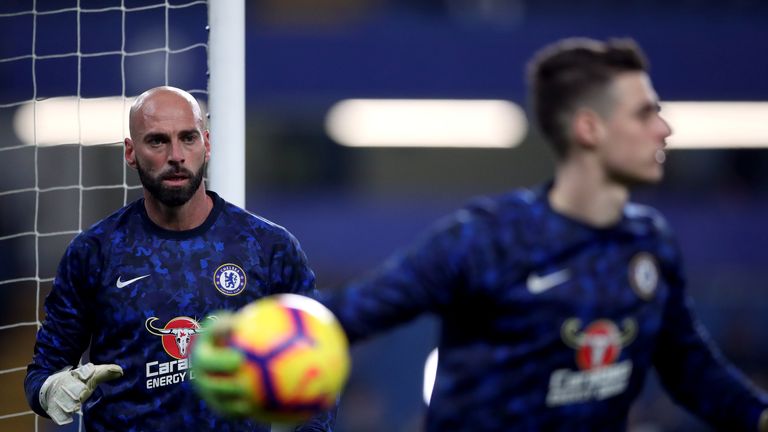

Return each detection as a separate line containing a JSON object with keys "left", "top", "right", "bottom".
{"left": 24, "top": 87, "right": 335, "bottom": 431}
{"left": 194, "top": 38, "right": 768, "bottom": 431}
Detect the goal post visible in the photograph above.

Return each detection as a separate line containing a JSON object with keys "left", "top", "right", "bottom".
{"left": 207, "top": 0, "right": 246, "bottom": 208}
{"left": 0, "top": 1, "right": 245, "bottom": 430}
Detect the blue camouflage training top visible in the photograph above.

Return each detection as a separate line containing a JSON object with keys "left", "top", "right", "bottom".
{"left": 323, "top": 183, "right": 768, "bottom": 431}
{"left": 25, "top": 191, "right": 334, "bottom": 431}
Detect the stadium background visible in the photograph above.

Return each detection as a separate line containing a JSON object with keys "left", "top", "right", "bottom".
{"left": 2, "top": 0, "right": 768, "bottom": 430}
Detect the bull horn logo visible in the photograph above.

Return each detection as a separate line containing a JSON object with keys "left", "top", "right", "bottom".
{"left": 145, "top": 316, "right": 202, "bottom": 359}
{"left": 561, "top": 318, "right": 637, "bottom": 370}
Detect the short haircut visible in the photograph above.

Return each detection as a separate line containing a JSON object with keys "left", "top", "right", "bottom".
{"left": 527, "top": 38, "right": 648, "bottom": 158}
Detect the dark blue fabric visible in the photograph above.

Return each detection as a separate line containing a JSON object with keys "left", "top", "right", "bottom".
{"left": 324, "top": 183, "right": 768, "bottom": 431}
{"left": 25, "top": 191, "right": 334, "bottom": 431}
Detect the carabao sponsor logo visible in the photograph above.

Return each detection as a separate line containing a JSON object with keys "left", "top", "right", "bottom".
{"left": 144, "top": 316, "right": 206, "bottom": 390}
{"left": 145, "top": 316, "right": 201, "bottom": 359}
{"left": 546, "top": 318, "right": 637, "bottom": 406}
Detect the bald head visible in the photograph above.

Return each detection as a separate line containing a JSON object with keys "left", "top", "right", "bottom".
{"left": 124, "top": 86, "right": 211, "bottom": 210}
{"left": 129, "top": 86, "right": 206, "bottom": 140}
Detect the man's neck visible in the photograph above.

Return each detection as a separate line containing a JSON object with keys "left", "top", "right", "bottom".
{"left": 143, "top": 187, "right": 213, "bottom": 231}
{"left": 549, "top": 159, "right": 628, "bottom": 228}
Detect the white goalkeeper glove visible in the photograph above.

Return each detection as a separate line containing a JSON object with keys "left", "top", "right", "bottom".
{"left": 39, "top": 362, "right": 123, "bottom": 425}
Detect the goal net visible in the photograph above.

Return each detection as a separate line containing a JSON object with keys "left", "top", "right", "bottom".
{"left": 0, "top": 1, "right": 223, "bottom": 430}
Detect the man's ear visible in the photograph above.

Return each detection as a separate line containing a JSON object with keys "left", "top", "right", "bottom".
{"left": 124, "top": 137, "right": 137, "bottom": 169}
{"left": 571, "top": 107, "right": 604, "bottom": 149}
{"left": 203, "top": 130, "right": 211, "bottom": 163}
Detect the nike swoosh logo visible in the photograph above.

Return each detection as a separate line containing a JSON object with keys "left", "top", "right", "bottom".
{"left": 116, "top": 274, "right": 150, "bottom": 289}
{"left": 526, "top": 269, "right": 570, "bottom": 294}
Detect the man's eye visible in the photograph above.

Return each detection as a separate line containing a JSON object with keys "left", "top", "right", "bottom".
{"left": 638, "top": 108, "right": 656, "bottom": 120}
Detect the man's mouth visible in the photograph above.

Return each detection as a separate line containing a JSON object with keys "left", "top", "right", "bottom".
{"left": 162, "top": 173, "right": 190, "bottom": 184}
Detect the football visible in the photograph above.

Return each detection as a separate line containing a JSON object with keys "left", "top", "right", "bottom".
{"left": 225, "top": 294, "right": 349, "bottom": 423}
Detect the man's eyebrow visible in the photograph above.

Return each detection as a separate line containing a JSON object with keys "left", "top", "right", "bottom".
{"left": 637, "top": 101, "right": 661, "bottom": 114}
{"left": 143, "top": 132, "right": 169, "bottom": 142}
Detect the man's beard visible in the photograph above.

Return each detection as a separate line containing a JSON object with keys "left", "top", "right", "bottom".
{"left": 136, "top": 159, "right": 206, "bottom": 207}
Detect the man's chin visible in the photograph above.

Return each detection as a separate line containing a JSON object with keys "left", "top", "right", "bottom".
{"left": 643, "top": 167, "right": 665, "bottom": 185}
{"left": 136, "top": 161, "right": 206, "bottom": 207}
{"left": 156, "top": 197, "right": 192, "bottom": 207}
{"left": 610, "top": 170, "right": 663, "bottom": 187}
{"left": 154, "top": 186, "right": 197, "bottom": 207}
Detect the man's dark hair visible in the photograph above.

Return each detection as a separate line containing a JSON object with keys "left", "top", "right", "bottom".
{"left": 527, "top": 38, "right": 648, "bottom": 158}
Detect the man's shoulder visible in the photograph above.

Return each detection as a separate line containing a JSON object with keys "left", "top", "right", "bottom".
{"left": 82, "top": 200, "right": 141, "bottom": 235}
{"left": 219, "top": 200, "right": 296, "bottom": 241}
{"left": 624, "top": 201, "right": 674, "bottom": 236}
{"left": 461, "top": 186, "right": 542, "bottom": 222}
{"left": 66, "top": 200, "right": 142, "bottom": 253}
{"left": 426, "top": 187, "right": 540, "bottom": 242}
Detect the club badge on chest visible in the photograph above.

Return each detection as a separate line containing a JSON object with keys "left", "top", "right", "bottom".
{"left": 213, "top": 263, "right": 247, "bottom": 296}
{"left": 628, "top": 252, "right": 658, "bottom": 300}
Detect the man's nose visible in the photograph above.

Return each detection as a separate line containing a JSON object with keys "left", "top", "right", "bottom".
{"left": 659, "top": 116, "right": 673, "bottom": 144}
{"left": 168, "top": 140, "right": 185, "bottom": 163}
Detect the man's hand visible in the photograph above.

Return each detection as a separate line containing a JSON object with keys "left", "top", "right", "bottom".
{"left": 191, "top": 312, "right": 253, "bottom": 417}
{"left": 39, "top": 362, "right": 123, "bottom": 425}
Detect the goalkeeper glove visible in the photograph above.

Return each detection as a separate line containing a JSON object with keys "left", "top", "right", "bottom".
{"left": 191, "top": 312, "right": 252, "bottom": 417}
{"left": 39, "top": 362, "right": 123, "bottom": 425}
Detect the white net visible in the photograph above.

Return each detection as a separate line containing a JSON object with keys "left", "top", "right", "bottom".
{"left": 0, "top": 1, "right": 209, "bottom": 430}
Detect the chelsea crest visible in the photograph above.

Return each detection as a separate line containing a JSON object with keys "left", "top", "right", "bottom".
{"left": 628, "top": 252, "right": 658, "bottom": 300}
{"left": 214, "top": 263, "right": 247, "bottom": 296}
